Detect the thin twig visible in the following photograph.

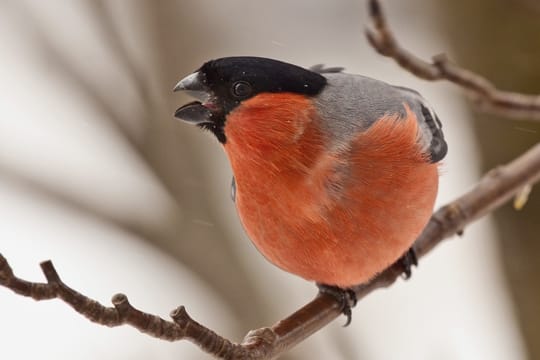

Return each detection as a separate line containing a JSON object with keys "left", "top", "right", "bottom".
{"left": 0, "top": 256, "right": 247, "bottom": 358}
{"left": 365, "top": 0, "right": 540, "bottom": 121}
{"left": 2, "top": 142, "right": 539, "bottom": 359}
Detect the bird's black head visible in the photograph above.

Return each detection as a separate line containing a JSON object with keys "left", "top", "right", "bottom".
{"left": 173, "top": 56, "right": 327, "bottom": 143}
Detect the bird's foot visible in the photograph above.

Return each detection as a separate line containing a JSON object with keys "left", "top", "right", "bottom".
{"left": 399, "top": 247, "right": 418, "bottom": 280}
{"left": 317, "top": 283, "right": 357, "bottom": 327}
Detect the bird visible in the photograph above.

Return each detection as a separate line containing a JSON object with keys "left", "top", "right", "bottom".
{"left": 173, "top": 56, "right": 447, "bottom": 322}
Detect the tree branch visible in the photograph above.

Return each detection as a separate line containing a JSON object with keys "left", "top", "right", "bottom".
{"left": 2, "top": 142, "right": 539, "bottom": 359}
{"left": 0, "top": 256, "right": 248, "bottom": 358}
{"left": 2, "top": 1, "right": 540, "bottom": 358}
{"left": 366, "top": 0, "right": 540, "bottom": 121}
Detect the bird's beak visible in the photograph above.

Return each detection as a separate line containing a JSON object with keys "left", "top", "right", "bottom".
{"left": 173, "top": 72, "right": 206, "bottom": 93}
{"left": 173, "top": 71, "right": 214, "bottom": 125}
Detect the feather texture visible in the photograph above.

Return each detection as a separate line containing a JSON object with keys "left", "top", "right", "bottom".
{"left": 224, "top": 93, "right": 439, "bottom": 286}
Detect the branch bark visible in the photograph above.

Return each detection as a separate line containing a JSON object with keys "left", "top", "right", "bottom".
{"left": 366, "top": 0, "right": 540, "bottom": 121}
{"left": 2, "top": 0, "right": 539, "bottom": 359}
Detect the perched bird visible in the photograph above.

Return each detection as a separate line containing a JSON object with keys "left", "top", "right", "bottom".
{"left": 173, "top": 57, "right": 447, "bottom": 320}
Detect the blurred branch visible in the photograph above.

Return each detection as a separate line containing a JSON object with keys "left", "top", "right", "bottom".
{"left": 9, "top": 1, "right": 143, "bottom": 150}
{"left": 2, "top": 142, "right": 539, "bottom": 359}
{"left": 87, "top": 0, "right": 154, "bottom": 112}
{"left": 366, "top": 0, "right": 540, "bottom": 121}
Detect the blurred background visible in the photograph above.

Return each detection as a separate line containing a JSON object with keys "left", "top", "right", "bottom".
{"left": 0, "top": 0, "right": 538, "bottom": 359}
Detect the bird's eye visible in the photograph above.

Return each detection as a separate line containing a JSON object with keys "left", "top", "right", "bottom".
{"left": 232, "top": 81, "right": 252, "bottom": 98}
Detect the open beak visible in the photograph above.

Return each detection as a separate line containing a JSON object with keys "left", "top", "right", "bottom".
{"left": 173, "top": 72, "right": 214, "bottom": 125}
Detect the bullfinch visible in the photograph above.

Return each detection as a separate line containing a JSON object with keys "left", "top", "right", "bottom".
{"left": 173, "top": 57, "right": 447, "bottom": 321}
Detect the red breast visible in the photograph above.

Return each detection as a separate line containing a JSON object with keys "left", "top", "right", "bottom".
{"left": 224, "top": 93, "right": 438, "bottom": 287}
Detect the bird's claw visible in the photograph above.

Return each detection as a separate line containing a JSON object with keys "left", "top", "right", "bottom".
{"left": 317, "top": 284, "right": 357, "bottom": 327}
{"left": 399, "top": 247, "right": 418, "bottom": 280}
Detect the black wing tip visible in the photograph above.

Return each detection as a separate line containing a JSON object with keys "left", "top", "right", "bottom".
{"left": 429, "top": 137, "right": 448, "bottom": 163}
{"left": 419, "top": 103, "right": 448, "bottom": 163}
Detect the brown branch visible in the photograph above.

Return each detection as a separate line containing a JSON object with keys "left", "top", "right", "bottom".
{"left": 365, "top": 0, "right": 540, "bottom": 121}
{"left": 2, "top": 142, "right": 539, "bottom": 359}
{"left": 0, "top": 256, "right": 247, "bottom": 358}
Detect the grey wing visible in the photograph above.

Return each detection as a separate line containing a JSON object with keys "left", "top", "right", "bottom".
{"left": 314, "top": 73, "right": 447, "bottom": 163}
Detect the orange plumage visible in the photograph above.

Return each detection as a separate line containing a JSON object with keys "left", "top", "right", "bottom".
{"left": 224, "top": 93, "right": 438, "bottom": 287}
